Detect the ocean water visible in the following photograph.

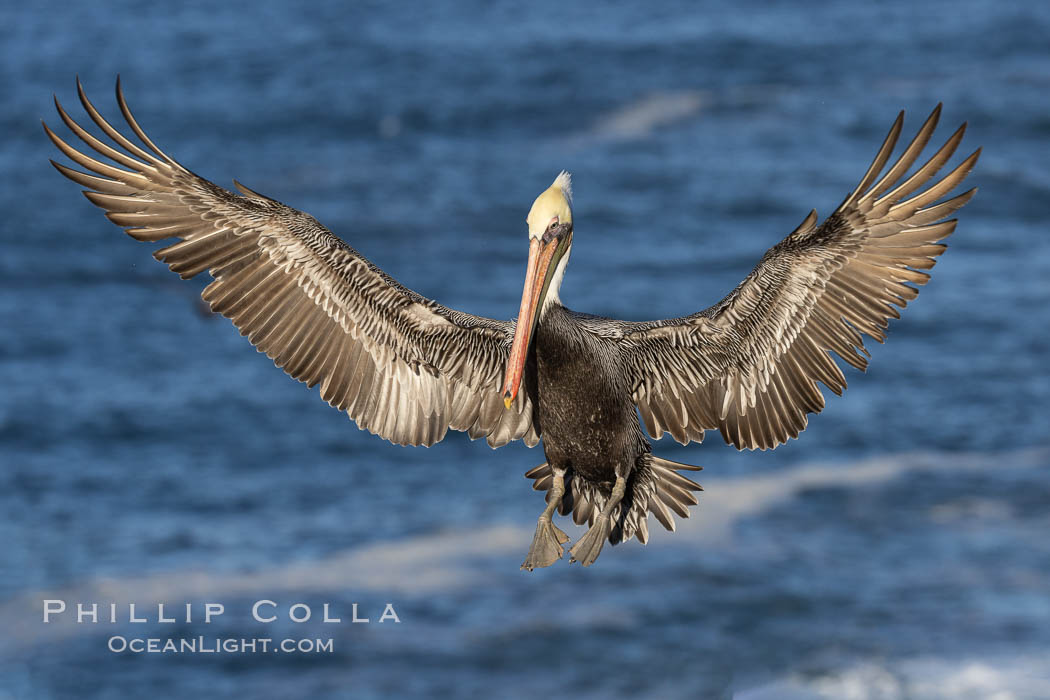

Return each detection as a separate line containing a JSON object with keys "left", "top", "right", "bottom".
{"left": 2, "top": 1, "right": 1049, "bottom": 697}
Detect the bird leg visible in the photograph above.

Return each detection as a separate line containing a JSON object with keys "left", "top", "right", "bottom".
{"left": 569, "top": 475, "right": 627, "bottom": 567}
{"left": 521, "top": 469, "right": 569, "bottom": 571}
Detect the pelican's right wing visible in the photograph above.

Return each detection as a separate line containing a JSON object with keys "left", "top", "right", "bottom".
{"left": 46, "top": 79, "right": 538, "bottom": 448}
{"left": 615, "top": 105, "right": 979, "bottom": 450}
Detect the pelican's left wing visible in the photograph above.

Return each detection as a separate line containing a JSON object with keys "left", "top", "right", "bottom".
{"left": 45, "top": 79, "right": 537, "bottom": 449}
{"left": 614, "top": 105, "right": 979, "bottom": 450}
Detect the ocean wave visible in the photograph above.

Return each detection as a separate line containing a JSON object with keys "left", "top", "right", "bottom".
{"left": 3, "top": 446, "right": 1045, "bottom": 654}
{"left": 563, "top": 90, "right": 706, "bottom": 148}
{"left": 670, "top": 445, "right": 1050, "bottom": 546}
{"left": 737, "top": 651, "right": 1050, "bottom": 699}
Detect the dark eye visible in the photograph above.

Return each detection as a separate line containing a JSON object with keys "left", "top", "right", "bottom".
{"left": 547, "top": 218, "right": 560, "bottom": 231}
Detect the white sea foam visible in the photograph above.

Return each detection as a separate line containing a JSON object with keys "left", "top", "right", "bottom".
{"left": 737, "top": 652, "right": 1050, "bottom": 699}
{"left": 669, "top": 446, "right": 1049, "bottom": 546}
{"left": 563, "top": 90, "right": 706, "bottom": 148}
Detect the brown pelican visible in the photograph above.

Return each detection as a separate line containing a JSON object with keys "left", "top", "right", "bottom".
{"left": 46, "top": 79, "right": 979, "bottom": 569}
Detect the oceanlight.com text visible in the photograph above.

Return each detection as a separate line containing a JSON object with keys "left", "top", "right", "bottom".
{"left": 108, "top": 635, "right": 335, "bottom": 654}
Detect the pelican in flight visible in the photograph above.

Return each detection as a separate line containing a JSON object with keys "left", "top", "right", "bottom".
{"left": 46, "top": 80, "right": 979, "bottom": 569}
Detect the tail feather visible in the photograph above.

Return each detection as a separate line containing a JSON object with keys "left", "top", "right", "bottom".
{"left": 648, "top": 493, "right": 676, "bottom": 532}
{"left": 523, "top": 455, "right": 703, "bottom": 543}
{"left": 648, "top": 456, "right": 703, "bottom": 531}
{"left": 572, "top": 489, "right": 594, "bottom": 525}
{"left": 523, "top": 464, "right": 548, "bottom": 480}
{"left": 636, "top": 513, "right": 650, "bottom": 545}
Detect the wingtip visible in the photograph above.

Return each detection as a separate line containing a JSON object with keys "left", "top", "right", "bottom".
{"left": 76, "top": 75, "right": 90, "bottom": 102}
{"left": 957, "top": 147, "right": 981, "bottom": 172}
{"left": 791, "top": 208, "right": 819, "bottom": 236}
{"left": 233, "top": 178, "right": 275, "bottom": 201}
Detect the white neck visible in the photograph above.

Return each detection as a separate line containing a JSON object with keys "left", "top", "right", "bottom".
{"left": 540, "top": 248, "right": 570, "bottom": 317}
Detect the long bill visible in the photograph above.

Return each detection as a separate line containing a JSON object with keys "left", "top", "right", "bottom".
{"left": 501, "top": 235, "right": 560, "bottom": 409}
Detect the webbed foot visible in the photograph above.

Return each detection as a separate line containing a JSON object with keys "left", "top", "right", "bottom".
{"left": 569, "top": 514, "right": 612, "bottom": 567}
{"left": 521, "top": 517, "right": 569, "bottom": 570}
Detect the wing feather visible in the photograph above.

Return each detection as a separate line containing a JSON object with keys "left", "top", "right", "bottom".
{"left": 618, "top": 106, "right": 978, "bottom": 449}
{"left": 48, "top": 79, "right": 539, "bottom": 448}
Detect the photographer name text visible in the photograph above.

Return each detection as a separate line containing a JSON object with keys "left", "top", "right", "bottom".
{"left": 42, "top": 599, "right": 400, "bottom": 625}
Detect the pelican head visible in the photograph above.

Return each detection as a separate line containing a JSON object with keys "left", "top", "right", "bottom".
{"left": 502, "top": 172, "right": 575, "bottom": 409}
{"left": 526, "top": 170, "right": 573, "bottom": 238}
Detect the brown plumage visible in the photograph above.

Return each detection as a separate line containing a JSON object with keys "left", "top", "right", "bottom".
{"left": 46, "top": 78, "right": 537, "bottom": 450}
{"left": 46, "top": 78, "right": 978, "bottom": 569}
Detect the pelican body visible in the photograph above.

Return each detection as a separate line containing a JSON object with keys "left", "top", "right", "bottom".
{"left": 46, "top": 79, "right": 979, "bottom": 569}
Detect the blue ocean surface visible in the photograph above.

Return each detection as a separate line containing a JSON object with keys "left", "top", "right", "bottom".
{"left": 2, "top": 1, "right": 1049, "bottom": 697}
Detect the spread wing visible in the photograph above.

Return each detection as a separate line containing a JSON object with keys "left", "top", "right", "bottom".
{"left": 45, "top": 78, "right": 538, "bottom": 448}
{"left": 617, "top": 105, "right": 979, "bottom": 450}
